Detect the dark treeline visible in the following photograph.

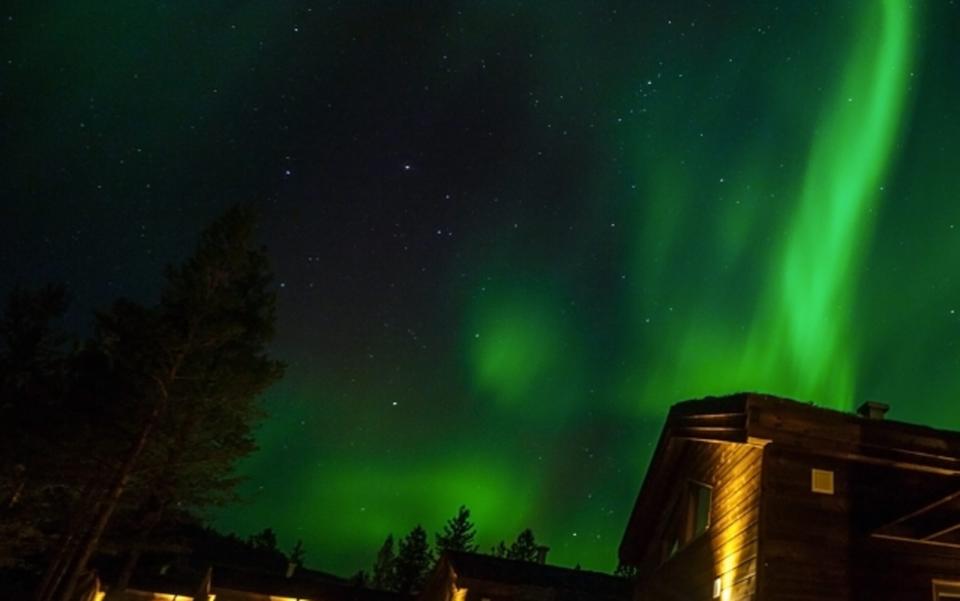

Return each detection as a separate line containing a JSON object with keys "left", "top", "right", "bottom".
{"left": 367, "top": 505, "right": 550, "bottom": 594}
{"left": 1, "top": 207, "right": 633, "bottom": 600}
{"left": 0, "top": 206, "right": 285, "bottom": 601}
{"left": 366, "top": 505, "right": 639, "bottom": 592}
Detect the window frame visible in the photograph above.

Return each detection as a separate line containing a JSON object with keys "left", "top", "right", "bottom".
{"left": 688, "top": 479, "right": 713, "bottom": 537}
{"left": 662, "top": 479, "right": 714, "bottom": 563}
{"left": 933, "top": 580, "right": 960, "bottom": 600}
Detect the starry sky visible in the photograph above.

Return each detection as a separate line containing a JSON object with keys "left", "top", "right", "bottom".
{"left": 3, "top": 0, "right": 960, "bottom": 576}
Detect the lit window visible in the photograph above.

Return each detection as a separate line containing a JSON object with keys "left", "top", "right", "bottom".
{"left": 934, "top": 580, "right": 960, "bottom": 599}
{"left": 811, "top": 469, "right": 834, "bottom": 495}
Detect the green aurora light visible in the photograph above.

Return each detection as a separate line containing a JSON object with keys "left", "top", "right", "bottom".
{"left": 745, "top": 0, "right": 914, "bottom": 407}
{"left": 626, "top": 0, "right": 916, "bottom": 413}
{"left": 228, "top": 0, "right": 929, "bottom": 575}
{"left": 10, "top": 0, "right": 960, "bottom": 581}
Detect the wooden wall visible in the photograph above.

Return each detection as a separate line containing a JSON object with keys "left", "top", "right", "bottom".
{"left": 634, "top": 440, "right": 763, "bottom": 601}
{"left": 851, "top": 536, "right": 960, "bottom": 600}
{"left": 758, "top": 447, "right": 852, "bottom": 600}
{"left": 758, "top": 445, "right": 960, "bottom": 601}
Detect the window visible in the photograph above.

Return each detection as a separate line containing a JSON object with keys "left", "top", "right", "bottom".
{"left": 934, "top": 580, "right": 960, "bottom": 599}
{"left": 685, "top": 480, "right": 712, "bottom": 540}
{"left": 811, "top": 468, "right": 835, "bottom": 495}
{"left": 665, "top": 480, "right": 712, "bottom": 559}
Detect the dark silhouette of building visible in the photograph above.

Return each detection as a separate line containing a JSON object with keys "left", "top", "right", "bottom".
{"left": 111, "top": 560, "right": 410, "bottom": 601}
{"left": 420, "top": 551, "right": 630, "bottom": 601}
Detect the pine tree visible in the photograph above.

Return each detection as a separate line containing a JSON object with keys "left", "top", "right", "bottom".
{"left": 491, "top": 541, "right": 508, "bottom": 558}
{"left": 0, "top": 284, "right": 72, "bottom": 508}
{"left": 248, "top": 528, "right": 278, "bottom": 551}
{"left": 435, "top": 505, "right": 478, "bottom": 554}
{"left": 506, "top": 528, "right": 540, "bottom": 562}
{"left": 0, "top": 285, "right": 76, "bottom": 567}
{"left": 40, "top": 206, "right": 284, "bottom": 601}
{"left": 370, "top": 534, "right": 396, "bottom": 591}
{"left": 393, "top": 525, "right": 433, "bottom": 594}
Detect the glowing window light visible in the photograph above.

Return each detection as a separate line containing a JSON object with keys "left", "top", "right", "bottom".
{"left": 811, "top": 468, "right": 835, "bottom": 494}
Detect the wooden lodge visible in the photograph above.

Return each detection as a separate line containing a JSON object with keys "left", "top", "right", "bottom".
{"left": 419, "top": 550, "right": 630, "bottom": 601}
{"left": 101, "top": 550, "right": 630, "bottom": 601}
{"left": 618, "top": 393, "right": 960, "bottom": 600}
{"left": 43, "top": 392, "right": 960, "bottom": 601}
{"left": 104, "top": 561, "right": 410, "bottom": 601}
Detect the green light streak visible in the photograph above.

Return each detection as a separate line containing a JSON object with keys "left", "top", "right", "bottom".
{"left": 629, "top": 0, "right": 916, "bottom": 414}
{"left": 744, "top": 0, "right": 914, "bottom": 407}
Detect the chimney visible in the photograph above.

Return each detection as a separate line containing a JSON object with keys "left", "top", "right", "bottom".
{"left": 534, "top": 545, "right": 549, "bottom": 565}
{"left": 857, "top": 401, "right": 889, "bottom": 420}
{"left": 286, "top": 561, "right": 297, "bottom": 578}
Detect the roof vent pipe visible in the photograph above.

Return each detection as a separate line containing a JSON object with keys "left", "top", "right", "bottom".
{"left": 857, "top": 401, "right": 890, "bottom": 420}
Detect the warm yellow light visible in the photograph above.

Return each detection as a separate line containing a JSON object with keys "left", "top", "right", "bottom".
{"left": 452, "top": 586, "right": 468, "bottom": 601}
{"left": 708, "top": 444, "right": 762, "bottom": 600}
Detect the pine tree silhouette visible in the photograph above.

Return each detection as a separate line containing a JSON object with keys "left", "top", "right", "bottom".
{"left": 435, "top": 505, "right": 478, "bottom": 553}
{"left": 506, "top": 529, "right": 539, "bottom": 561}
{"left": 370, "top": 535, "right": 395, "bottom": 591}
{"left": 394, "top": 525, "right": 433, "bottom": 593}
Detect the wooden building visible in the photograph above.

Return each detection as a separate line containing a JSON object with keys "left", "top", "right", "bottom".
{"left": 618, "top": 393, "right": 960, "bottom": 600}
{"left": 113, "top": 562, "right": 409, "bottom": 601}
{"left": 419, "top": 551, "right": 630, "bottom": 601}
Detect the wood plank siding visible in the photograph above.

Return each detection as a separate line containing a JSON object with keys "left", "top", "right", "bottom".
{"left": 622, "top": 394, "right": 960, "bottom": 601}
{"left": 759, "top": 445, "right": 960, "bottom": 600}
{"left": 633, "top": 440, "right": 763, "bottom": 601}
{"left": 851, "top": 537, "right": 960, "bottom": 600}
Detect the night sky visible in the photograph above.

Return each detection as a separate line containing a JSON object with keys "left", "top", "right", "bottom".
{"left": 3, "top": 0, "right": 960, "bottom": 576}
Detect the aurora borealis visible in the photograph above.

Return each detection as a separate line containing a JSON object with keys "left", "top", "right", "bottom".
{"left": 3, "top": 0, "right": 960, "bottom": 577}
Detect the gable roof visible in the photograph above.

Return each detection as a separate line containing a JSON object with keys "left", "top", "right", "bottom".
{"left": 440, "top": 551, "right": 629, "bottom": 596}
{"left": 618, "top": 392, "right": 960, "bottom": 564}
